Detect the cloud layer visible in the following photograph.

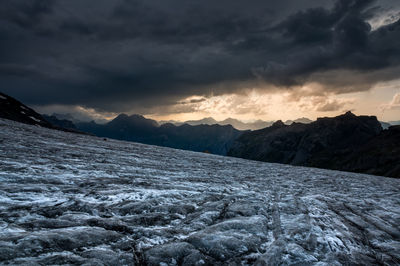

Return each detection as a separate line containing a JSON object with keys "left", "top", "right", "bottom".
{"left": 1, "top": 0, "right": 399, "bottom": 113}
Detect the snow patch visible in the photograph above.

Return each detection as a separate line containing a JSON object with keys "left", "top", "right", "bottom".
{"left": 29, "top": 116, "right": 42, "bottom": 123}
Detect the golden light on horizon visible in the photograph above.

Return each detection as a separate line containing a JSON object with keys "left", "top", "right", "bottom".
{"left": 147, "top": 80, "right": 400, "bottom": 123}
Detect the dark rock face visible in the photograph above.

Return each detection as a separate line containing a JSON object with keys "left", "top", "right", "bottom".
{"left": 77, "top": 115, "right": 243, "bottom": 155}
{"left": 326, "top": 125, "right": 400, "bottom": 177}
{"left": 0, "top": 92, "right": 53, "bottom": 128}
{"left": 228, "top": 112, "right": 399, "bottom": 177}
{"left": 77, "top": 114, "right": 160, "bottom": 143}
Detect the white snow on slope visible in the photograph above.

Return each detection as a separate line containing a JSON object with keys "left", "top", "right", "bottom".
{"left": 0, "top": 118, "right": 399, "bottom": 265}
{"left": 28, "top": 116, "right": 41, "bottom": 123}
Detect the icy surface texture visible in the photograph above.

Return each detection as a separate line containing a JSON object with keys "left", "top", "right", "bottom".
{"left": 0, "top": 118, "right": 399, "bottom": 265}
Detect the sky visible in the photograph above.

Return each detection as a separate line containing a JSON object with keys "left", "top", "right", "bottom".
{"left": 1, "top": 0, "right": 400, "bottom": 122}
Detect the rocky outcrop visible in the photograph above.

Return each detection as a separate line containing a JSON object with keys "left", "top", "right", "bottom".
{"left": 228, "top": 112, "right": 399, "bottom": 177}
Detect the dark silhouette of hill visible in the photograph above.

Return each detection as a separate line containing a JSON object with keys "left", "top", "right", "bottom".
{"left": 228, "top": 112, "right": 400, "bottom": 178}
{"left": 76, "top": 114, "right": 159, "bottom": 143}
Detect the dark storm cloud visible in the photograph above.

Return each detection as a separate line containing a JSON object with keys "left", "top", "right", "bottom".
{"left": 253, "top": 0, "right": 400, "bottom": 89}
{"left": 0, "top": 0, "right": 399, "bottom": 112}
{"left": 0, "top": 64, "right": 41, "bottom": 77}
{"left": 0, "top": 0, "right": 55, "bottom": 29}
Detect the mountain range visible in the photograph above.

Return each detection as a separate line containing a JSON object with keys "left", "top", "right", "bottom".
{"left": 159, "top": 117, "right": 274, "bottom": 130}
{"left": 0, "top": 92, "right": 242, "bottom": 155}
{"left": 159, "top": 117, "right": 313, "bottom": 130}
{"left": 1, "top": 91, "right": 399, "bottom": 178}
{"left": 76, "top": 114, "right": 242, "bottom": 155}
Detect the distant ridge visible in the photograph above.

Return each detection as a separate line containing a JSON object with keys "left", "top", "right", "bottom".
{"left": 160, "top": 117, "right": 275, "bottom": 130}
{"left": 184, "top": 117, "right": 218, "bottom": 126}
{"left": 284, "top": 117, "right": 313, "bottom": 125}
{"left": 388, "top": 120, "right": 400, "bottom": 126}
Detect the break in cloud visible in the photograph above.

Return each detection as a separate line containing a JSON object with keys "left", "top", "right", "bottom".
{"left": 0, "top": 0, "right": 400, "bottom": 116}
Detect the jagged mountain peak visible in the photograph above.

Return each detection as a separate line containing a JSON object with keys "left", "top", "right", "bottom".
{"left": 109, "top": 113, "right": 159, "bottom": 127}
{"left": 272, "top": 120, "right": 285, "bottom": 127}
{"left": 344, "top": 111, "right": 356, "bottom": 117}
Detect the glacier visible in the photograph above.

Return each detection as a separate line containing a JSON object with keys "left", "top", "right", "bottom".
{"left": 0, "top": 118, "right": 399, "bottom": 265}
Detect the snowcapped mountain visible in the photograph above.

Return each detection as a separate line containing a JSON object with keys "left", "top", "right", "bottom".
{"left": 0, "top": 118, "right": 399, "bottom": 265}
